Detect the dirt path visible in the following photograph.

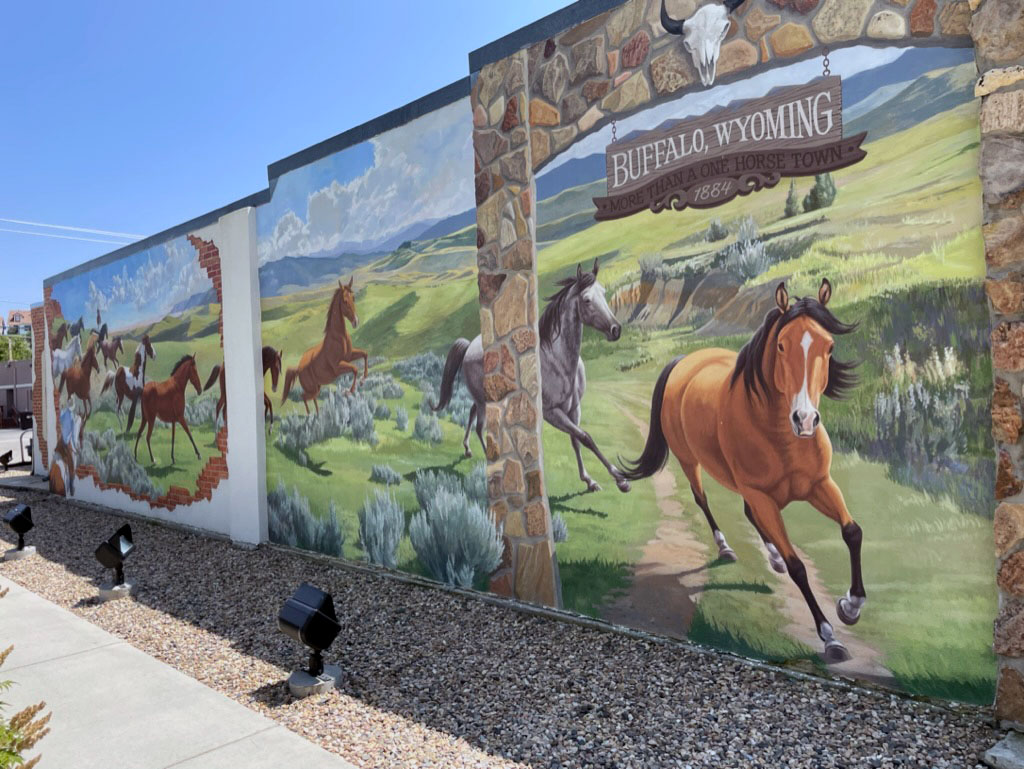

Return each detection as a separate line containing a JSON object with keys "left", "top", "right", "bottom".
{"left": 760, "top": 534, "right": 896, "bottom": 686}
{"left": 601, "top": 404, "right": 711, "bottom": 639}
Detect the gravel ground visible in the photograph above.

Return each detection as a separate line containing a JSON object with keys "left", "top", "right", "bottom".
{"left": 0, "top": 478, "right": 999, "bottom": 769}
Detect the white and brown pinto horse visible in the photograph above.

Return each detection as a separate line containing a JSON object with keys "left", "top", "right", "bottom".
{"left": 101, "top": 335, "right": 156, "bottom": 429}
{"left": 49, "top": 407, "right": 83, "bottom": 497}
{"left": 622, "top": 279, "right": 864, "bottom": 663}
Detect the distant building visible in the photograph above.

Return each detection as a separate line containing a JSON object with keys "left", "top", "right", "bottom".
{"left": 0, "top": 359, "right": 31, "bottom": 423}
{"left": 3, "top": 309, "right": 31, "bottom": 336}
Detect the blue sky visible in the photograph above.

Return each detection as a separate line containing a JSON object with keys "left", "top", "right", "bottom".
{"left": 0, "top": 0, "right": 574, "bottom": 320}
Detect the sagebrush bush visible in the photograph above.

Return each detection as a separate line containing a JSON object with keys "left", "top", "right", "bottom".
{"left": 274, "top": 388, "right": 379, "bottom": 464}
{"left": 361, "top": 372, "right": 405, "bottom": 400}
{"left": 394, "top": 353, "right": 472, "bottom": 426}
{"left": 185, "top": 393, "right": 220, "bottom": 428}
{"left": 369, "top": 463, "right": 402, "bottom": 486}
{"left": 413, "top": 468, "right": 465, "bottom": 511}
{"left": 705, "top": 218, "right": 728, "bottom": 242}
{"left": 638, "top": 255, "right": 664, "bottom": 283}
{"left": 373, "top": 401, "right": 391, "bottom": 420}
{"left": 395, "top": 406, "right": 409, "bottom": 432}
{"left": 358, "top": 489, "right": 405, "bottom": 568}
{"left": 267, "top": 481, "right": 345, "bottom": 557}
{"left": 552, "top": 512, "right": 569, "bottom": 543}
{"left": 724, "top": 238, "right": 771, "bottom": 281}
{"left": 409, "top": 486, "right": 503, "bottom": 588}
{"left": 81, "top": 430, "right": 163, "bottom": 498}
{"left": 413, "top": 411, "right": 443, "bottom": 443}
{"left": 464, "top": 463, "right": 488, "bottom": 509}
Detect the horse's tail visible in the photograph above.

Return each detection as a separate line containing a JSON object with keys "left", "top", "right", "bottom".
{"left": 101, "top": 370, "right": 116, "bottom": 395}
{"left": 432, "top": 338, "right": 470, "bottom": 412}
{"left": 203, "top": 363, "right": 222, "bottom": 393}
{"left": 281, "top": 367, "right": 298, "bottom": 406}
{"left": 57, "top": 371, "right": 67, "bottom": 396}
{"left": 619, "top": 355, "right": 685, "bottom": 481}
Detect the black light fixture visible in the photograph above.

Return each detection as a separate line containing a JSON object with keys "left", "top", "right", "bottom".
{"left": 95, "top": 524, "right": 135, "bottom": 586}
{"left": 0, "top": 450, "right": 11, "bottom": 471}
{"left": 3, "top": 504, "right": 32, "bottom": 550}
{"left": 278, "top": 582, "right": 341, "bottom": 677}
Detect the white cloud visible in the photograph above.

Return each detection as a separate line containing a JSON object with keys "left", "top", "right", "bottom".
{"left": 259, "top": 97, "right": 475, "bottom": 264}
{"left": 85, "top": 238, "right": 210, "bottom": 322}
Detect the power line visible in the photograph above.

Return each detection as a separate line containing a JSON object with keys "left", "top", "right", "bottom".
{"left": 0, "top": 217, "right": 144, "bottom": 239}
{"left": 0, "top": 227, "right": 132, "bottom": 246}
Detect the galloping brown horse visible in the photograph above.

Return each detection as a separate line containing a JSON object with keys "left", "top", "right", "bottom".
{"left": 134, "top": 353, "right": 203, "bottom": 464}
{"left": 281, "top": 278, "right": 367, "bottom": 413}
{"left": 58, "top": 343, "right": 101, "bottom": 420}
{"left": 622, "top": 279, "right": 863, "bottom": 663}
{"left": 102, "top": 335, "right": 156, "bottom": 430}
{"left": 52, "top": 322, "right": 69, "bottom": 350}
{"left": 202, "top": 346, "right": 284, "bottom": 428}
{"left": 99, "top": 335, "right": 124, "bottom": 369}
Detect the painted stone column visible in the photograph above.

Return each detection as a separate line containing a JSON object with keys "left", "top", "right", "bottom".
{"left": 978, "top": 0, "right": 1024, "bottom": 726}
{"left": 472, "top": 48, "right": 562, "bottom": 608}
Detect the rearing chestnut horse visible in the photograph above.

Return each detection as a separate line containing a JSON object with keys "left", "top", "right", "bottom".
{"left": 134, "top": 353, "right": 203, "bottom": 464}
{"left": 622, "top": 279, "right": 863, "bottom": 663}
{"left": 281, "top": 277, "right": 368, "bottom": 413}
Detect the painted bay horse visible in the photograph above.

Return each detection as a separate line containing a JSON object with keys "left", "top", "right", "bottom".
{"left": 134, "top": 353, "right": 203, "bottom": 464}
{"left": 435, "top": 258, "right": 628, "bottom": 493}
{"left": 621, "top": 279, "right": 863, "bottom": 663}
{"left": 99, "top": 335, "right": 124, "bottom": 369}
{"left": 203, "top": 346, "right": 284, "bottom": 428}
{"left": 104, "top": 335, "right": 156, "bottom": 430}
{"left": 58, "top": 343, "right": 100, "bottom": 420}
{"left": 280, "top": 278, "right": 368, "bottom": 413}
{"left": 52, "top": 322, "right": 69, "bottom": 350}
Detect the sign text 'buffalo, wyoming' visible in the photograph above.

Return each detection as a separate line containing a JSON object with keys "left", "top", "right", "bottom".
{"left": 593, "top": 76, "right": 867, "bottom": 220}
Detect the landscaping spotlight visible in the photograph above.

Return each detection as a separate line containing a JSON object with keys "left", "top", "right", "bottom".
{"left": 278, "top": 582, "right": 342, "bottom": 697}
{"left": 3, "top": 504, "right": 35, "bottom": 561}
{"left": 94, "top": 524, "right": 136, "bottom": 601}
{"left": 0, "top": 450, "right": 11, "bottom": 471}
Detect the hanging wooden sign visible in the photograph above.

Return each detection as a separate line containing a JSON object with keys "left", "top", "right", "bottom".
{"left": 593, "top": 76, "right": 867, "bottom": 221}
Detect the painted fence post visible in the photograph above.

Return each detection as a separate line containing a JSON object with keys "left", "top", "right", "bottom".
{"left": 473, "top": 48, "right": 562, "bottom": 608}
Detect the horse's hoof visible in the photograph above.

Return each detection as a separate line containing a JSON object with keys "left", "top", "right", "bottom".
{"left": 769, "top": 555, "right": 787, "bottom": 574}
{"left": 719, "top": 546, "right": 738, "bottom": 562}
{"left": 836, "top": 596, "right": 862, "bottom": 626}
{"left": 585, "top": 480, "right": 601, "bottom": 493}
{"left": 616, "top": 479, "right": 631, "bottom": 493}
{"left": 823, "top": 640, "right": 852, "bottom": 664}
{"left": 464, "top": 449, "right": 472, "bottom": 458}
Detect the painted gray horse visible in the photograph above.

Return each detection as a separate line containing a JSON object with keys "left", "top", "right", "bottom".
{"left": 434, "top": 258, "right": 630, "bottom": 493}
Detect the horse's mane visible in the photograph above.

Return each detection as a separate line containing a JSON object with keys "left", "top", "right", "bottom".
{"left": 324, "top": 285, "right": 349, "bottom": 334}
{"left": 539, "top": 270, "right": 596, "bottom": 346}
{"left": 170, "top": 354, "right": 194, "bottom": 376}
{"left": 731, "top": 296, "right": 859, "bottom": 401}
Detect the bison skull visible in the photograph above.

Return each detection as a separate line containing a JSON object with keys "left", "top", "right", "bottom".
{"left": 682, "top": 4, "right": 731, "bottom": 87}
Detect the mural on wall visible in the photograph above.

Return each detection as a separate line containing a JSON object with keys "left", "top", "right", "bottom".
{"left": 516, "top": 43, "right": 994, "bottom": 703}
{"left": 259, "top": 95, "right": 507, "bottom": 588}
{"left": 46, "top": 234, "right": 228, "bottom": 509}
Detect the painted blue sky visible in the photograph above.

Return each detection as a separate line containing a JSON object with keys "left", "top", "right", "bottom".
{"left": 50, "top": 236, "right": 211, "bottom": 333}
{"left": 257, "top": 97, "right": 474, "bottom": 264}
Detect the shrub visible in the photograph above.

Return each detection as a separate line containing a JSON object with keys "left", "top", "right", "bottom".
{"left": 784, "top": 179, "right": 800, "bottom": 218}
{"left": 724, "top": 238, "right": 771, "bottom": 281}
{"left": 267, "top": 482, "right": 345, "bottom": 557}
{"left": 409, "top": 487, "right": 503, "bottom": 588}
{"left": 638, "top": 255, "right": 664, "bottom": 283}
{"left": 552, "top": 512, "right": 569, "bottom": 543}
{"left": 274, "top": 388, "right": 378, "bottom": 464}
{"left": 185, "top": 393, "right": 220, "bottom": 428}
{"left": 464, "top": 463, "right": 488, "bottom": 509}
{"left": 395, "top": 406, "right": 409, "bottom": 432}
{"left": 362, "top": 372, "right": 404, "bottom": 400}
{"left": 413, "top": 468, "right": 465, "bottom": 512}
{"left": 705, "top": 218, "right": 728, "bottom": 242}
{"left": 0, "top": 643, "right": 50, "bottom": 769}
{"left": 82, "top": 430, "right": 163, "bottom": 498}
{"left": 369, "top": 463, "right": 402, "bottom": 486}
{"left": 735, "top": 215, "right": 758, "bottom": 245}
{"left": 802, "top": 173, "right": 837, "bottom": 212}
{"left": 358, "top": 489, "right": 405, "bottom": 568}
{"left": 413, "top": 412, "right": 443, "bottom": 444}
{"left": 373, "top": 401, "right": 391, "bottom": 420}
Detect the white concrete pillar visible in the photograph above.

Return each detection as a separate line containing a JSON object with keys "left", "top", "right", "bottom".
{"left": 219, "top": 207, "right": 267, "bottom": 545}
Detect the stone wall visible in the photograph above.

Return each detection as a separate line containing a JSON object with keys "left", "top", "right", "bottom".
{"left": 518, "top": 0, "right": 973, "bottom": 173}
{"left": 977, "top": 0, "right": 1024, "bottom": 727}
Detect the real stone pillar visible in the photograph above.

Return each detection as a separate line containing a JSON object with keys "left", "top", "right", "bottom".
{"left": 472, "top": 49, "right": 562, "bottom": 609}
{"left": 975, "top": 0, "right": 1024, "bottom": 728}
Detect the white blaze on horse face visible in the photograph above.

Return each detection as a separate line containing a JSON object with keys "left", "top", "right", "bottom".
{"left": 682, "top": 4, "right": 731, "bottom": 87}
{"left": 580, "top": 281, "right": 622, "bottom": 342}
{"left": 790, "top": 331, "right": 821, "bottom": 437}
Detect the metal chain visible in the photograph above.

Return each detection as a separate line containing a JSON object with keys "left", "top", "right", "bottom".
{"left": 822, "top": 47, "right": 831, "bottom": 78}
{"left": 611, "top": 119, "right": 617, "bottom": 143}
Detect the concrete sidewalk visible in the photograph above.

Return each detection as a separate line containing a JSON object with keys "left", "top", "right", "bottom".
{"left": 0, "top": 576, "right": 358, "bottom": 769}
